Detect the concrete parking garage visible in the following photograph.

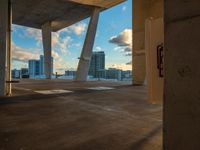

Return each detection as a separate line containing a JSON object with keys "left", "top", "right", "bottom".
{"left": 0, "top": 79, "right": 162, "bottom": 150}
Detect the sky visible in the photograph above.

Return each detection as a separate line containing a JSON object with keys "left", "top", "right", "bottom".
{"left": 12, "top": 0, "right": 132, "bottom": 74}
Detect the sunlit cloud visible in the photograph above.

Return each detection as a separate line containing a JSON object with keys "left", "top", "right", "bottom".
{"left": 69, "top": 23, "right": 87, "bottom": 36}
{"left": 107, "top": 63, "right": 132, "bottom": 71}
{"left": 109, "top": 28, "right": 132, "bottom": 56}
{"left": 109, "top": 29, "right": 132, "bottom": 46}
{"left": 12, "top": 43, "right": 40, "bottom": 62}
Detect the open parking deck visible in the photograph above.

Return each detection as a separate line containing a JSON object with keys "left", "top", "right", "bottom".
{"left": 0, "top": 79, "right": 162, "bottom": 150}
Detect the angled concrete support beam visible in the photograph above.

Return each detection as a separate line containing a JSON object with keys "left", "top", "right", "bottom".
{"left": 42, "top": 22, "right": 52, "bottom": 79}
{"left": 0, "top": 0, "right": 12, "bottom": 96}
{"left": 75, "top": 7, "right": 100, "bottom": 81}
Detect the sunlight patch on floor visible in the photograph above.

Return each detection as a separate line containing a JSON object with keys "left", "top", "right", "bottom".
{"left": 86, "top": 87, "right": 115, "bottom": 91}
{"left": 34, "top": 90, "right": 73, "bottom": 94}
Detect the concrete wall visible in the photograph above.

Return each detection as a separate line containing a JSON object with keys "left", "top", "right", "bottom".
{"left": 132, "top": 0, "right": 163, "bottom": 84}
{"left": 164, "top": 0, "right": 200, "bottom": 149}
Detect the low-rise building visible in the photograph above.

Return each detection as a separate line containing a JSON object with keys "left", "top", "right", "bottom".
{"left": 21, "top": 68, "right": 29, "bottom": 78}
{"left": 105, "top": 68, "right": 122, "bottom": 80}
{"left": 12, "top": 69, "right": 21, "bottom": 79}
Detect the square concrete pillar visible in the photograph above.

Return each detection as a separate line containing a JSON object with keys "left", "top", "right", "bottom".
{"left": 164, "top": 0, "right": 200, "bottom": 149}
{"left": 132, "top": 0, "right": 163, "bottom": 85}
{"left": 75, "top": 7, "right": 100, "bottom": 81}
{"left": 42, "top": 22, "right": 52, "bottom": 79}
{"left": 0, "top": 0, "right": 12, "bottom": 96}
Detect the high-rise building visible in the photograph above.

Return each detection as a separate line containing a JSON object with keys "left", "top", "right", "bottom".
{"left": 39, "top": 55, "right": 44, "bottom": 75}
{"left": 89, "top": 51, "right": 105, "bottom": 78}
{"left": 29, "top": 60, "right": 40, "bottom": 78}
{"left": 39, "top": 55, "right": 54, "bottom": 75}
{"left": 28, "top": 55, "right": 53, "bottom": 78}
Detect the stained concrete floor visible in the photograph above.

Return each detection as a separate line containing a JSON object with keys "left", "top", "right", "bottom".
{"left": 0, "top": 79, "right": 162, "bottom": 150}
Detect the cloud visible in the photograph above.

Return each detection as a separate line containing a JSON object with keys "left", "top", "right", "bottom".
{"left": 12, "top": 43, "right": 40, "bottom": 62}
{"left": 52, "top": 51, "right": 59, "bottom": 59}
{"left": 122, "top": 6, "right": 127, "bottom": 11}
{"left": 124, "top": 47, "right": 131, "bottom": 52}
{"left": 57, "top": 22, "right": 88, "bottom": 36}
{"left": 108, "top": 63, "right": 132, "bottom": 71}
{"left": 71, "top": 42, "right": 81, "bottom": 48}
{"left": 95, "top": 46, "right": 102, "bottom": 51}
{"left": 126, "top": 61, "right": 132, "bottom": 65}
{"left": 109, "top": 29, "right": 132, "bottom": 56}
{"left": 69, "top": 23, "right": 87, "bottom": 36}
{"left": 58, "top": 36, "right": 72, "bottom": 55}
{"left": 25, "top": 28, "right": 42, "bottom": 46}
{"left": 54, "top": 57, "right": 68, "bottom": 73}
{"left": 61, "top": 22, "right": 87, "bottom": 36}
{"left": 109, "top": 29, "right": 132, "bottom": 46}
{"left": 124, "top": 47, "right": 132, "bottom": 56}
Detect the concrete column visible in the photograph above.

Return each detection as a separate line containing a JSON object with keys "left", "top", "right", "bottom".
{"left": 75, "top": 7, "right": 100, "bottom": 81}
{"left": 7, "top": 0, "right": 12, "bottom": 96}
{"left": 132, "top": 0, "right": 148, "bottom": 85}
{"left": 42, "top": 22, "right": 52, "bottom": 79}
{"left": 164, "top": 0, "right": 200, "bottom": 149}
{"left": 0, "top": 0, "right": 12, "bottom": 96}
{"left": 132, "top": 0, "right": 163, "bottom": 85}
{"left": 145, "top": 17, "right": 164, "bottom": 103}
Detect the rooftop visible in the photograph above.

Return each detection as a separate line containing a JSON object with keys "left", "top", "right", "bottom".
{"left": 0, "top": 79, "right": 162, "bottom": 150}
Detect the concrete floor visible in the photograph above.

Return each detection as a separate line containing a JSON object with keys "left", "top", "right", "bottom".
{"left": 0, "top": 79, "right": 162, "bottom": 150}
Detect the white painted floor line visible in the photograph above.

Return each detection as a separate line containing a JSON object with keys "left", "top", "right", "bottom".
{"left": 14, "top": 87, "right": 32, "bottom": 91}
{"left": 86, "top": 86, "right": 115, "bottom": 91}
{"left": 34, "top": 90, "right": 73, "bottom": 95}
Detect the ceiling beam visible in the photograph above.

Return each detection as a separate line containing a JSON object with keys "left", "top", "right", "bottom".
{"left": 67, "top": 0, "right": 126, "bottom": 8}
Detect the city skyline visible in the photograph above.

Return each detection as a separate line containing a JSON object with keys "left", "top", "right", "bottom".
{"left": 12, "top": 52, "right": 132, "bottom": 81}
{"left": 12, "top": 0, "right": 132, "bottom": 74}
{"left": 12, "top": 50, "right": 132, "bottom": 74}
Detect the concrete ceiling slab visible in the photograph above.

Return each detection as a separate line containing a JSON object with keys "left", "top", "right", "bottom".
{"left": 12, "top": 0, "right": 126, "bottom": 31}
{"left": 67, "top": 0, "right": 126, "bottom": 8}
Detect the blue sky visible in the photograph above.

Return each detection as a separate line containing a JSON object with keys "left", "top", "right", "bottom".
{"left": 12, "top": 0, "right": 132, "bottom": 74}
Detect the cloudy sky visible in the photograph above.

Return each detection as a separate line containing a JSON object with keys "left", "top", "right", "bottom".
{"left": 12, "top": 0, "right": 132, "bottom": 74}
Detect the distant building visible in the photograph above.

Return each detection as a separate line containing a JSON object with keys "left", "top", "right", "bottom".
{"left": 39, "top": 55, "right": 54, "bottom": 75}
{"left": 28, "top": 55, "right": 53, "bottom": 78}
{"left": 105, "top": 68, "right": 122, "bottom": 80}
{"left": 21, "top": 68, "right": 29, "bottom": 78}
{"left": 65, "top": 70, "right": 76, "bottom": 77}
{"left": 89, "top": 51, "right": 105, "bottom": 78}
{"left": 29, "top": 60, "right": 40, "bottom": 78}
{"left": 122, "top": 70, "right": 132, "bottom": 80}
{"left": 12, "top": 69, "right": 21, "bottom": 79}
{"left": 39, "top": 55, "right": 44, "bottom": 75}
